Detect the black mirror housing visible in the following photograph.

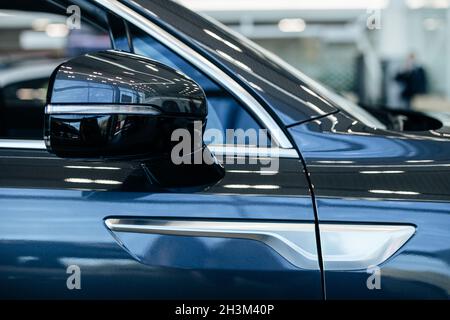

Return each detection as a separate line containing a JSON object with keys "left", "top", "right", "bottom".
{"left": 44, "top": 50, "right": 207, "bottom": 160}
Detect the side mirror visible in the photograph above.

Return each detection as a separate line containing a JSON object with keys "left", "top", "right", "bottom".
{"left": 44, "top": 50, "right": 207, "bottom": 160}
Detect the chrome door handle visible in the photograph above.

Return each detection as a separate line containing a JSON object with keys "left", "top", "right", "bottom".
{"left": 105, "top": 218, "right": 415, "bottom": 271}
{"left": 105, "top": 218, "right": 319, "bottom": 270}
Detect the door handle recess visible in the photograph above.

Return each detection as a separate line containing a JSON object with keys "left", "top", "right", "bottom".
{"left": 105, "top": 218, "right": 415, "bottom": 271}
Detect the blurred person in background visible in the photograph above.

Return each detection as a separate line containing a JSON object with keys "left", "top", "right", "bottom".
{"left": 395, "top": 53, "right": 428, "bottom": 109}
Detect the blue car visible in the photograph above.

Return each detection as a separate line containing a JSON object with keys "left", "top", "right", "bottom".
{"left": 0, "top": 0, "right": 449, "bottom": 300}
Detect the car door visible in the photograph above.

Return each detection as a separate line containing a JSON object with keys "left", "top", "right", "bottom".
{"left": 288, "top": 111, "right": 450, "bottom": 299}
{"left": 0, "top": 0, "right": 322, "bottom": 299}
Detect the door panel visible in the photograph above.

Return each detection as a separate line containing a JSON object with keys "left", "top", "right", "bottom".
{"left": 317, "top": 198, "right": 450, "bottom": 299}
{"left": 0, "top": 147, "right": 322, "bottom": 299}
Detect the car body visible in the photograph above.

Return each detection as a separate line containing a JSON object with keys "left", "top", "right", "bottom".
{"left": 0, "top": 0, "right": 449, "bottom": 300}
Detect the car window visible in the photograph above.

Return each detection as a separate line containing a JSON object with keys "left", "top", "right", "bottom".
{"left": 0, "top": 4, "right": 111, "bottom": 139}
{"left": 130, "top": 25, "right": 269, "bottom": 147}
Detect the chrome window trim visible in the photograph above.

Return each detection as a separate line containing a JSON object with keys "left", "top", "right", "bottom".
{"left": 45, "top": 104, "right": 161, "bottom": 115}
{"left": 0, "top": 140, "right": 298, "bottom": 159}
{"left": 93, "top": 0, "right": 293, "bottom": 149}
{"left": 105, "top": 218, "right": 416, "bottom": 271}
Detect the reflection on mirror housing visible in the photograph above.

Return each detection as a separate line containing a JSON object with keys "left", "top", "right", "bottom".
{"left": 44, "top": 50, "right": 207, "bottom": 160}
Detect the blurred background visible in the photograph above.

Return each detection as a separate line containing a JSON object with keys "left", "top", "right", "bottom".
{"left": 179, "top": 0, "right": 450, "bottom": 115}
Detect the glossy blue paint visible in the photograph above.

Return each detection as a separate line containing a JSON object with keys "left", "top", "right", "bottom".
{"left": 288, "top": 112, "right": 450, "bottom": 299}
{"left": 0, "top": 187, "right": 321, "bottom": 299}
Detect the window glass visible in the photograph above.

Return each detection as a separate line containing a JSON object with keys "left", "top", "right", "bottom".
{"left": 0, "top": 5, "right": 111, "bottom": 139}
{"left": 131, "top": 26, "right": 268, "bottom": 146}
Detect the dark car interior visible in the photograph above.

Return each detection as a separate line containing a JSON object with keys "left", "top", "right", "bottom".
{"left": 363, "top": 105, "right": 443, "bottom": 131}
